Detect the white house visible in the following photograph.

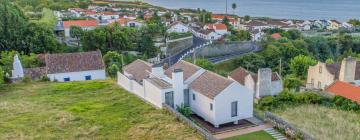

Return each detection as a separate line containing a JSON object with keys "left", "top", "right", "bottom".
{"left": 118, "top": 60, "right": 253, "bottom": 127}
{"left": 63, "top": 20, "right": 98, "bottom": 37}
{"left": 204, "top": 24, "right": 229, "bottom": 36}
{"left": 229, "top": 67, "right": 283, "bottom": 99}
{"left": 167, "top": 22, "right": 190, "bottom": 33}
{"left": 12, "top": 51, "right": 106, "bottom": 82}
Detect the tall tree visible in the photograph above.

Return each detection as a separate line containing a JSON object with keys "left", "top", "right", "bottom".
{"left": 289, "top": 55, "right": 317, "bottom": 79}
{"left": 232, "top": 3, "right": 237, "bottom": 15}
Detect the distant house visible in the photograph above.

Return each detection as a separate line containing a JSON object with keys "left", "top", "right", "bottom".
{"left": 306, "top": 56, "right": 360, "bottom": 90}
{"left": 250, "top": 29, "right": 264, "bottom": 41}
{"left": 63, "top": 20, "right": 98, "bottom": 37}
{"left": 99, "top": 12, "right": 120, "bottom": 20}
{"left": 127, "top": 20, "right": 144, "bottom": 28}
{"left": 12, "top": 51, "right": 106, "bottom": 82}
{"left": 118, "top": 60, "right": 253, "bottom": 128}
{"left": 325, "top": 81, "right": 360, "bottom": 104}
{"left": 167, "top": 22, "right": 190, "bottom": 33}
{"left": 329, "top": 20, "right": 341, "bottom": 30}
{"left": 228, "top": 67, "right": 283, "bottom": 99}
{"left": 192, "top": 28, "right": 222, "bottom": 40}
{"left": 204, "top": 23, "right": 229, "bottom": 35}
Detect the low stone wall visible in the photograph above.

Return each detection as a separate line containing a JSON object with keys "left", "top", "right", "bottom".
{"left": 166, "top": 36, "right": 193, "bottom": 55}
{"left": 195, "top": 41, "right": 253, "bottom": 58}
{"left": 265, "top": 111, "right": 315, "bottom": 140}
{"left": 162, "top": 104, "right": 218, "bottom": 140}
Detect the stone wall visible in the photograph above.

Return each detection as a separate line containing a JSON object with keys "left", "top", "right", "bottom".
{"left": 265, "top": 111, "right": 315, "bottom": 140}
{"left": 195, "top": 41, "right": 253, "bottom": 58}
{"left": 166, "top": 36, "right": 193, "bottom": 55}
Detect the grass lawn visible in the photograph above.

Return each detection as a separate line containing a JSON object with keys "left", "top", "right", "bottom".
{"left": 274, "top": 104, "right": 360, "bottom": 140}
{"left": 0, "top": 80, "right": 201, "bottom": 139}
{"left": 223, "top": 131, "right": 275, "bottom": 140}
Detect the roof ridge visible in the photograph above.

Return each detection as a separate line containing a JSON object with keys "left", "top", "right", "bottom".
{"left": 205, "top": 70, "right": 234, "bottom": 83}
{"left": 179, "top": 60, "right": 201, "bottom": 69}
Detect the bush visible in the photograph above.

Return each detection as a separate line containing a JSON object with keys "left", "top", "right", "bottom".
{"left": 277, "top": 91, "right": 296, "bottom": 103}
{"left": 176, "top": 104, "right": 192, "bottom": 117}
{"left": 22, "top": 76, "right": 31, "bottom": 83}
{"left": 39, "top": 75, "right": 50, "bottom": 82}
{"left": 258, "top": 96, "right": 277, "bottom": 110}
{"left": 332, "top": 96, "right": 360, "bottom": 111}
{"left": 295, "top": 92, "right": 322, "bottom": 104}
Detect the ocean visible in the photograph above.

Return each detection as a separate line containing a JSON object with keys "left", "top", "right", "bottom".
{"left": 144, "top": 0, "right": 360, "bottom": 21}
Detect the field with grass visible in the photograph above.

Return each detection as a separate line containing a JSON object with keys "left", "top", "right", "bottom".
{"left": 0, "top": 80, "right": 201, "bottom": 139}
{"left": 274, "top": 104, "right": 360, "bottom": 140}
{"left": 223, "top": 131, "right": 275, "bottom": 140}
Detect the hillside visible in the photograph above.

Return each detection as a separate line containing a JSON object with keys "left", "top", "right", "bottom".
{"left": 0, "top": 80, "right": 201, "bottom": 139}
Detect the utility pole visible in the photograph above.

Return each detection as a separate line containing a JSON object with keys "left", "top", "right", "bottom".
{"left": 226, "top": 0, "right": 228, "bottom": 15}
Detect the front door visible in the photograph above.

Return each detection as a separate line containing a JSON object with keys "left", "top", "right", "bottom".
{"left": 165, "top": 91, "right": 174, "bottom": 108}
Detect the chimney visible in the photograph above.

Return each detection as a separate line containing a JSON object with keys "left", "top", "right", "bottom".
{"left": 12, "top": 54, "right": 24, "bottom": 79}
{"left": 339, "top": 56, "right": 357, "bottom": 82}
{"left": 256, "top": 68, "right": 272, "bottom": 98}
{"left": 172, "top": 69, "right": 184, "bottom": 108}
{"left": 150, "top": 64, "right": 164, "bottom": 78}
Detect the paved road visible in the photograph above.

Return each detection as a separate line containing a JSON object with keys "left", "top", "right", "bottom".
{"left": 160, "top": 35, "right": 208, "bottom": 66}
{"left": 207, "top": 42, "right": 261, "bottom": 64}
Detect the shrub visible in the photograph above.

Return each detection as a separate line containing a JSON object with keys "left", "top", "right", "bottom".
{"left": 295, "top": 92, "right": 322, "bottom": 104}
{"left": 277, "top": 90, "right": 296, "bottom": 103}
{"left": 176, "top": 104, "right": 192, "bottom": 117}
{"left": 258, "top": 96, "right": 277, "bottom": 110}
{"left": 39, "top": 76, "right": 50, "bottom": 82}
{"left": 22, "top": 76, "right": 31, "bottom": 83}
{"left": 332, "top": 96, "right": 360, "bottom": 111}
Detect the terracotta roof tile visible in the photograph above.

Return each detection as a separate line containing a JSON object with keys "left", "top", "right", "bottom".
{"left": 123, "top": 59, "right": 152, "bottom": 83}
{"left": 63, "top": 20, "right": 98, "bottom": 28}
{"left": 271, "top": 33, "right": 282, "bottom": 39}
{"left": 190, "top": 71, "right": 233, "bottom": 99}
{"left": 326, "top": 81, "right": 360, "bottom": 103}
{"left": 229, "top": 67, "right": 255, "bottom": 85}
{"left": 45, "top": 51, "right": 105, "bottom": 74}
{"left": 165, "top": 60, "right": 201, "bottom": 81}
{"left": 24, "top": 67, "right": 47, "bottom": 79}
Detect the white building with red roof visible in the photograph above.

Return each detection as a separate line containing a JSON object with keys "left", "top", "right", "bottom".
{"left": 204, "top": 23, "right": 229, "bottom": 35}
{"left": 118, "top": 60, "right": 253, "bottom": 128}
{"left": 167, "top": 22, "right": 190, "bottom": 33}
{"left": 63, "top": 20, "right": 98, "bottom": 37}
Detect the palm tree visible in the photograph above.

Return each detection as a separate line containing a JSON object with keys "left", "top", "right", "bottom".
{"left": 232, "top": 3, "right": 237, "bottom": 15}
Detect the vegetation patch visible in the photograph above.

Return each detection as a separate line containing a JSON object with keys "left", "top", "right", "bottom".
{"left": 0, "top": 80, "right": 201, "bottom": 139}
{"left": 223, "top": 130, "right": 275, "bottom": 140}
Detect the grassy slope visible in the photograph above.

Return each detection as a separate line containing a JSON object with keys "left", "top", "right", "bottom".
{"left": 0, "top": 80, "right": 201, "bottom": 139}
{"left": 274, "top": 104, "right": 360, "bottom": 140}
{"left": 223, "top": 131, "right": 275, "bottom": 140}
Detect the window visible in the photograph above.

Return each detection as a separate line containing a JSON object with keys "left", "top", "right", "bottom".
{"left": 319, "top": 66, "right": 322, "bottom": 73}
{"left": 184, "top": 89, "right": 190, "bottom": 106}
{"left": 64, "top": 77, "right": 70, "bottom": 82}
{"left": 210, "top": 103, "right": 213, "bottom": 111}
{"left": 192, "top": 93, "right": 196, "bottom": 101}
{"left": 85, "top": 75, "right": 92, "bottom": 80}
{"left": 231, "top": 101, "right": 238, "bottom": 117}
{"left": 318, "top": 81, "right": 322, "bottom": 89}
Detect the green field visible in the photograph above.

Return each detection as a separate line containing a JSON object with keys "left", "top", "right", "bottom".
{"left": 274, "top": 104, "right": 360, "bottom": 140}
{"left": 0, "top": 80, "right": 201, "bottom": 139}
{"left": 223, "top": 131, "right": 275, "bottom": 140}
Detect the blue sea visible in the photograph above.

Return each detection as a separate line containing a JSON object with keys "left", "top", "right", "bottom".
{"left": 144, "top": 0, "right": 360, "bottom": 21}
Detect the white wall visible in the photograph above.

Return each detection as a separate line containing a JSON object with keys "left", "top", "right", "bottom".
{"left": 167, "top": 24, "right": 189, "bottom": 33}
{"left": 190, "top": 90, "right": 216, "bottom": 124}
{"left": 132, "top": 81, "right": 145, "bottom": 98}
{"left": 143, "top": 79, "right": 169, "bottom": 108}
{"left": 244, "top": 75, "right": 256, "bottom": 96}
{"left": 271, "top": 80, "right": 283, "bottom": 96}
{"left": 48, "top": 69, "right": 105, "bottom": 82}
{"left": 117, "top": 72, "right": 132, "bottom": 91}
{"left": 214, "top": 82, "right": 253, "bottom": 126}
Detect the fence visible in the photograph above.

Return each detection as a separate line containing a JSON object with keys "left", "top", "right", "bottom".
{"left": 265, "top": 111, "right": 315, "bottom": 140}
{"left": 162, "top": 104, "right": 218, "bottom": 140}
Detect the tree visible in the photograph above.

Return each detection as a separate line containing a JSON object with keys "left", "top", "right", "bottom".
{"left": 70, "top": 26, "right": 83, "bottom": 47}
{"left": 289, "top": 55, "right": 317, "bottom": 79}
{"left": 0, "top": 66, "right": 4, "bottom": 84}
{"left": 229, "top": 30, "right": 251, "bottom": 41}
{"left": 244, "top": 15, "right": 250, "bottom": 21}
{"left": 195, "top": 59, "right": 214, "bottom": 71}
{"left": 103, "top": 51, "right": 123, "bottom": 69}
{"left": 108, "top": 64, "right": 119, "bottom": 78}
{"left": 231, "top": 3, "right": 237, "bottom": 15}
{"left": 284, "top": 74, "right": 303, "bottom": 92}
{"left": 348, "top": 19, "right": 360, "bottom": 26}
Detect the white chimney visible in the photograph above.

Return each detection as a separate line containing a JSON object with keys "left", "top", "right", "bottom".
{"left": 256, "top": 68, "right": 272, "bottom": 98}
{"left": 150, "top": 64, "right": 165, "bottom": 78}
{"left": 339, "top": 56, "right": 357, "bottom": 82}
{"left": 172, "top": 69, "right": 184, "bottom": 108}
{"left": 12, "top": 54, "right": 24, "bottom": 79}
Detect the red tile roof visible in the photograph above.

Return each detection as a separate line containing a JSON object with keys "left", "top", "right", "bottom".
{"left": 271, "top": 33, "right": 282, "bottom": 39}
{"left": 325, "top": 81, "right": 360, "bottom": 103}
{"left": 211, "top": 14, "right": 235, "bottom": 20}
{"left": 165, "top": 60, "right": 201, "bottom": 81}
{"left": 123, "top": 59, "right": 152, "bottom": 83}
{"left": 63, "top": 20, "right": 98, "bottom": 28}
{"left": 206, "top": 24, "right": 227, "bottom": 30}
